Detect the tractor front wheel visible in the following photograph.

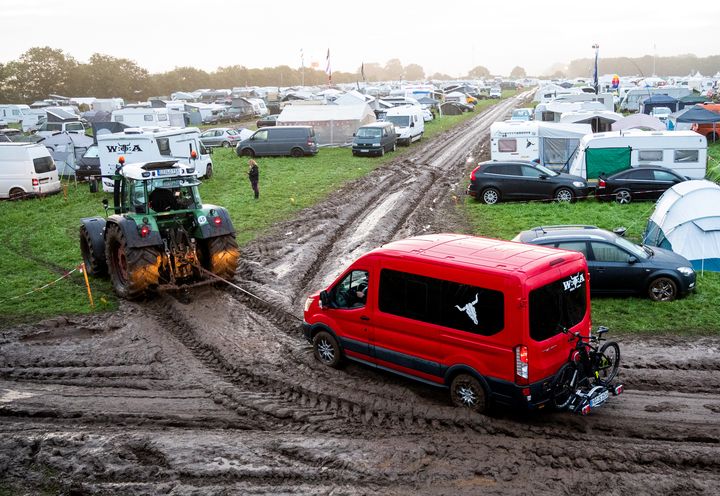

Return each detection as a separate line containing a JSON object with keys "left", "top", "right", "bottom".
{"left": 80, "top": 225, "right": 107, "bottom": 276}
{"left": 105, "top": 224, "right": 161, "bottom": 299}
{"left": 203, "top": 234, "right": 240, "bottom": 280}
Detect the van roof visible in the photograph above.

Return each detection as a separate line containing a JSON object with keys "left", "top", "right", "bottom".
{"left": 372, "top": 234, "right": 582, "bottom": 276}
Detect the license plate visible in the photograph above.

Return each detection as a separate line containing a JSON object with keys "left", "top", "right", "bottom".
{"left": 590, "top": 390, "right": 609, "bottom": 408}
{"left": 360, "top": 149, "right": 369, "bottom": 153}
{"left": 157, "top": 168, "right": 177, "bottom": 176}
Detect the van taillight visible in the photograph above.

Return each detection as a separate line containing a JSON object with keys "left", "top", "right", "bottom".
{"left": 515, "top": 345, "right": 529, "bottom": 384}
{"left": 32, "top": 178, "right": 39, "bottom": 186}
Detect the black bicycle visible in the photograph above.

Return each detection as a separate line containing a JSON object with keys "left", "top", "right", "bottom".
{"left": 552, "top": 326, "right": 622, "bottom": 413}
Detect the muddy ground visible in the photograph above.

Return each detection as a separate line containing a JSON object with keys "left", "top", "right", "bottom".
{"left": 1, "top": 93, "right": 719, "bottom": 495}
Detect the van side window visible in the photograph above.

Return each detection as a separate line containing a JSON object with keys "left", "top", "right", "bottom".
{"left": 674, "top": 150, "right": 698, "bottom": 163}
{"left": 254, "top": 130, "right": 268, "bottom": 141}
{"left": 529, "top": 271, "right": 587, "bottom": 342}
{"left": 33, "top": 156, "right": 55, "bottom": 173}
{"left": 379, "top": 269, "right": 504, "bottom": 336}
{"left": 331, "top": 270, "right": 368, "bottom": 309}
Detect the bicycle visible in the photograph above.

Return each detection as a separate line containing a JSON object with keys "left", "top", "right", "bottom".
{"left": 552, "top": 326, "right": 623, "bottom": 415}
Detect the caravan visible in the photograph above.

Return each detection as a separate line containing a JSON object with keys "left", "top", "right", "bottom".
{"left": 384, "top": 105, "right": 424, "bottom": 145}
{"left": 112, "top": 107, "right": 172, "bottom": 128}
{"left": 619, "top": 87, "right": 691, "bottom": 112}
{"left": 490, "top": 121, "right": 591, "bottom": 169}
{"left": 568, "top": 130, "right": 707, "bottom": 180}
{"left": 97, "top": 127, "right": 212, "bottom": 192}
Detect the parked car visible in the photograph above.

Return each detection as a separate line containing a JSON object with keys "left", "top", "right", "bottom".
{"left": 510, "top": 108, "right": 533, "bottom": 121}
{"left": 513, "top": 225, "right": 696, "bottom": 301}
{"left": 256, "top": 114, "right": 280, "bottom": 128}
{"left": 0, "top": 142, "right": 61, "bottom": 199}
{"left": 650, "top": 106, "right": 672, "bottom": 123}
{"left": 199, "top": 128, "right": 241, "bottom": 148}
{"left": 595, "top": 166, "right": 688, "bottom": 204}
{"left": 467, "top": 160, "right": 589, "bottom": 204}
{"left": 489, "top": 87, "right": 502, "bottom": 98}
{"left": 235, "top": 126, "right": 317, "bottom": 158}
{"left": 351, "top": 122, "right": 397, "bottom": 157}
{"left": 75, "top": 144, "right": 100, "bottom": 181}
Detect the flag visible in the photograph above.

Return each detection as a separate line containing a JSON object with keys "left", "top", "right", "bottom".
{"left": 325, "top": 48, "right": 332, "bottom": 82}
{"left": 300, "top": 48, "right": 304, "bottom": 67}
{"left": 361, "top": 62, "right": 365, "bottom": 81}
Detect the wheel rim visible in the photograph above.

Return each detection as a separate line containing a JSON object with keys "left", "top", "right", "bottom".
{"left": 598, "top": 348, "right": 618, "bottom": 381}
{"left": 456, "top": 384, "right": 478, "bottom": 406}
{"left": 650, "top": 279, "right": 675, "bottom": 301}
{"left": 222, "top": 141, "right": 230, "bottom": 148}
{"left": 556, "top": 189, "right": 572, "bottom": 202}
{"left": 616, "top": 190, "right": 631, "bottom": 204}
{"left": 317, "top": 338, "right": 335, "bottom": 363}
{"left": 113, "top": 244, "right": 129, "bottom": 285}
{"left": 483, "top": 189, "right": 498, "bottom": 204}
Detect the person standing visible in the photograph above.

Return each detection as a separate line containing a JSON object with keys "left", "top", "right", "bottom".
{"left": 248, "top": 159, "right": 259, "bottom": 199}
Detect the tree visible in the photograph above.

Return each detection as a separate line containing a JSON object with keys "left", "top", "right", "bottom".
{"left": 467, "top": 65, "right": 490, "bottom": 78}
{"left": 6, "top": 47, "right": 77, "bottom": 102}
{"left": 403, "top": 63, "right": 425, "bottom": 81}
{"left": 510, "top": 66, "right": 526, "bottom": 78}
{"left": 429, "top": 72, "right": 453, "bottom": 81}
{"left": 80, "top": 53, "right": 150, "bottom": 100}
{"left": 384, "top": 58, "right": 404, "bottom": 80}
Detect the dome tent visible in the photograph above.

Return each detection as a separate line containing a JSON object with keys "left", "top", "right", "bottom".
{"left": 643, "top": 180, "right": 720, "bottom": 272}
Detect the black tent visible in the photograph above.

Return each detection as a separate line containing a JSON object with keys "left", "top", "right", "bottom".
{"left": 641, "top": 94, "right": 680, "bottom": 114}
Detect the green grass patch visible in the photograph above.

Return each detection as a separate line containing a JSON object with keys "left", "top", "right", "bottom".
{"left": 463, "top": 197, "right": 720, "bottom": 334}
{"left": 707, "top": 140, "right": 720, "bottom": 182}
{"left": 0, "top": 110, "right": 490, "bottom": 324}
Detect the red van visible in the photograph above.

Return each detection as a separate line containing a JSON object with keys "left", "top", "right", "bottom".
{"left": 302, "top": 233, "right": 591, "bottom": 413}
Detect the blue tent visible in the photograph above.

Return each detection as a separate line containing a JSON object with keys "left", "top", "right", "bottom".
{"left": 675, "top": 105, "right": 720, "bottom": 123}
{"left": 641, "top": 94, "right": 680, "bottom": 114}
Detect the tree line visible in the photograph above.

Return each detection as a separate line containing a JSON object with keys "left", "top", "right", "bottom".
{"left": 563, "top": 54, "right": 720, "bottom": 79}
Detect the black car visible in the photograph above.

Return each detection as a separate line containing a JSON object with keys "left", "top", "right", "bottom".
{"left": 513, "top": 225, "right": 696, "bottom": 301}
{"left": 75, "top": 144, "right": 100, "bottom": 181}
{"left": 596, "top": 166, "right": 687, "bottom": 204}
{"left": 467, "top": 160, "right": 590, "bottom": 204}
{"left": 256, "top": 114, "right": 279, "bottom": 128}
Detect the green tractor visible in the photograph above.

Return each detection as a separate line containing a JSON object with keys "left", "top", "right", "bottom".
{"left": 79, "top": 159, "right": 239, "bottom": 299}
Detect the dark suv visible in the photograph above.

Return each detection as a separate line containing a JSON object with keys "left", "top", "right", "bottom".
{"left": 467, "top": 160, "right": 589, "bottom": 204}
{"left": 513, "top": 225, "right": 696, "bottom": 301}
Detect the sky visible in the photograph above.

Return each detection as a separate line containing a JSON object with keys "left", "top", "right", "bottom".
{"left": 2, "top": 0, "right": 719, "bottom": 78}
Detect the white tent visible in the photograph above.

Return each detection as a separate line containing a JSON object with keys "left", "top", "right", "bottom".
{"left": 643, "top": 180, "right": 720, "bottom": 272}
{"left": 277, "top": 104, "right": 376, "bottom": 145}
{"left": 611, "top": 114, "right": 665, "bottom": 132}
{"left": 559, "top": 110, "right": 623, "bottom": 133}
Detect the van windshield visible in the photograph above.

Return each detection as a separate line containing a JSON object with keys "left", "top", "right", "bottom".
{"left": 386, "top": 116, "right": 410, "bottom": 127}
{"left": 356, "top": 128, "right": 382, "bottom": 138}
{"left": 529, "top": 271, "right": 587, "bottom": 342}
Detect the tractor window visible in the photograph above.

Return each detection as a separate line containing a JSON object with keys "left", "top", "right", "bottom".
{"left": 147, "top": 177, "right": 199, "bottom": 212}
{"left": 124, "top": 179, "right": 147, "bottom": 213}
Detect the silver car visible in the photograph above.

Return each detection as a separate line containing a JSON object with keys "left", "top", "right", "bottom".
{"left": 199, "top": 128, "right": 241, "bottom": 148}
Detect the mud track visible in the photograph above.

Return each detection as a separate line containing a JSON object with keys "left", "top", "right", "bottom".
{"left": 2, "top": 92, "right": 719, "bottom": 495}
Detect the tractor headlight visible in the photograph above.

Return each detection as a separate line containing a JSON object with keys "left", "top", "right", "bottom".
{"left": 677, "top": 266, "right": 694, "bottom": 277}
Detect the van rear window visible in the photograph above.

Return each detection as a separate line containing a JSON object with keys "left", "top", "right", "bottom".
{"left": 33, "top": 156, "right": 55, "bottom": 173}
{"left": 529, "top": 271, "right": 587, "bottom": 342}
{"left": 379, "top": 269, "right": 504, "bottom": 336}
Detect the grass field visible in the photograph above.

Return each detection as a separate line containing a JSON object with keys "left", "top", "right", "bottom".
{"left": 0, "top": 99, "right": 504, "bottom": 324}
{"left": 463, "top": 172, "right": 720, "bottom": 334}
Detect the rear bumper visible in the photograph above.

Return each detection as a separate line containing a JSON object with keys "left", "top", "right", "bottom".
{"left": 485, "top": 375, "right": 556, "bottom": 410}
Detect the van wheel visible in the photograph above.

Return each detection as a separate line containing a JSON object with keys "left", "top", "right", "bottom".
{"left": 615, "top": 189, "right": 632, "bottom": 204}
{"left": 379, "top": 147, "right": 385, "bottom": 157}
{"left": 481, "top": 187, "right": 500, "bottom": 204}
{"left": 290, "top": 147, "right": 304, "bottom": 158}
{"left": 9, "top": 187, "right": 24, "bottom": 200}
{"left": 648, "top": 277, "right": 677, "bottom": 302}
{"left": 392, "top": 143, "right": 396, "bottom": 152}
{"left": 204, "top": 164, "right": 213, "bottom": 179}
{"left": 450, "top": 374, "right": 487, "bottom": 413}
{"left": 241, "top": 148, "right": 255, "bottom": 157}
{"left": 313, "top": 331, "right": 343, "bottom": 368}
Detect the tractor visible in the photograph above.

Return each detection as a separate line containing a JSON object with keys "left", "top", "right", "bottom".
{"left": 79, "top": 158, "right": 239, "bottom": 299}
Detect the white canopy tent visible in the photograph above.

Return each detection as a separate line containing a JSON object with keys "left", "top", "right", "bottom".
{"left": 278, "top": 104, "right": 376, "bottom": 145}
{"left": 611, "top": 114, "right": 666, "bottom": 132}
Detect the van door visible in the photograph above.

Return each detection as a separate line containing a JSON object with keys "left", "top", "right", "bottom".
{"left": 324, "top": 269, "right": 374, "bottom": 361}
{"left": 251, "top": 129, "right": 270, "bottom": 155}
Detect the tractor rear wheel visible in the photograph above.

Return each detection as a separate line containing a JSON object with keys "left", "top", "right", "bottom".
{"left": 80, "top": 225, "right": 107, "bottom": 276}
{"left": 203, "top": 234, "right": 240, "bottom": 280}
{"left": 105, "top": 224, "right": 161, "bottom": 299}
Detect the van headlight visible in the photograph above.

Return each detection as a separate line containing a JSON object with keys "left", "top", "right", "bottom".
{"left": 304, "top": 296, "right": 314, "bottom": 312}
{"left": 572, "top": 181, "right": 586, "bottom": 188}
{"left": 677, "top": 266, "right": 694, "bottom": 276}
{"left": 372, "top": 143, "right": 381, "bottom": 147}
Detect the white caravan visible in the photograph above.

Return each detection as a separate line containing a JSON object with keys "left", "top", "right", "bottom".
{"left": 384, "top": 105, "right": 424, "bottom": 145}
{"left": 569, "top": 130, "right": 707, "bottom": 180}
{"left": 0, "top": 143, "right": 61, "bottom": 199}
{"left": 111, "top": 107, "right": 172, "bottom": 128}
{"left": 619, "top": 87, "right": 691, "bottom": 112}
{"left": 490, "top": 121, "right": 592, "bottom": 168}
{"left": 97, "top": 127, "right": 212, "bottom": 192}
{"left": 0, "top": 104, "right": 31, "bottom": 124}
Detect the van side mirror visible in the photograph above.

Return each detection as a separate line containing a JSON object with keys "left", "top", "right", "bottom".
{"left": 410, "top": 122, "right": 415, "bottom": 127}
{"left": 352, "top": 133, "right": 356, "bottom": 137}
{"left": 319, "top": 290, "right": 330, "bottom": 308}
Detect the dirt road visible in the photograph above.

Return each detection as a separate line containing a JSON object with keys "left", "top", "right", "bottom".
{"left": 2, "top": 93, "right": 719, "bottom": 495}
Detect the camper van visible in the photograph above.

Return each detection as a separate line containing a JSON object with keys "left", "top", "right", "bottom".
{"left": 568, "top": 130, "right": 707, "bottom": 181}
{"left": 490, "top": 121, "right": 591, "bottom": 169}
{"left": 384, "top": 105, "right": 424, "bottom": 145}
{"left": 619, "top": 87, "right": 691, "bottom": 112}
{"left": 97, "top": 127, "right": 212, "bottom": 192}
{"left": 302, "top": 233, "right": 593, "bottom": 413}
{"left": 111, "top": 108, "right": 172, "bottom": 128}
{"left": 0, "top": 143, "right": 61, "bottom": 199}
